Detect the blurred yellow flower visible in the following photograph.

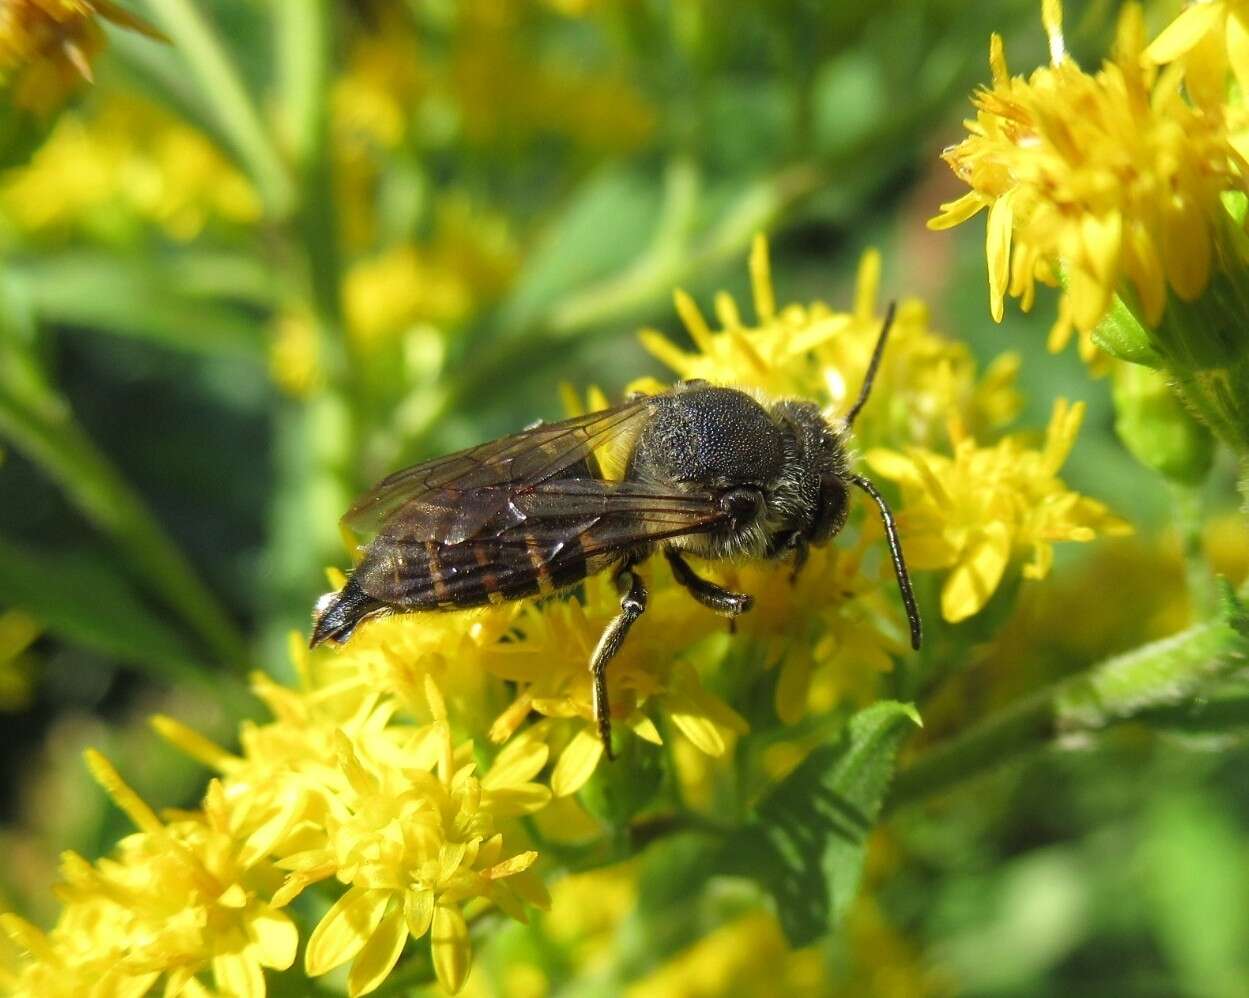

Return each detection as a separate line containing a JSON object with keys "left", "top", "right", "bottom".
{"left": 0, "top": 0, "right": 162, "bottom": 113}
{"left": 342, "top": 199, "right": 517, "bottom": 345}
{"left": 0, "top": 93, "right": 260, "bottom": 241}
{"left": 1145, "top": 0, "right": 1249, "bottom": 107}
{"left": 867, "top": 399, "right": 1130, "bottom": 623}
{"left": 930, "top": 2, "right": 1247, "bottom": 340}
{"left": 1, "top": 751, "right": 297, "bottom": 998}
{"left": 626, "top": 910, "right": 826, "bottom": 997}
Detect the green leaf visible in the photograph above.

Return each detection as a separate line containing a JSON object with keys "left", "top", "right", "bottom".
{"left": 734, "top": 701, "right": 921, "bottom": 946}
{"left": 12, "top": 252, "right": 271, "bottom": 359}
{"left": 0, "top": 534, "right": 212, "bottom": 685}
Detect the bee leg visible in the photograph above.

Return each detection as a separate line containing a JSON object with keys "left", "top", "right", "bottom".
{"left": 664, "top": 549, "right": 753, "bottom": 616}
{"left": 589, "top": 565, "right": 648, "bottom": 762}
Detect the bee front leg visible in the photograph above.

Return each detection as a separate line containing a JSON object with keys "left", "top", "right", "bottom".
{"left": 589, "top": 565, "right": 648, "bottom": 762}
{"left": 664, "top": 549, "right": 753, "bottom": 616}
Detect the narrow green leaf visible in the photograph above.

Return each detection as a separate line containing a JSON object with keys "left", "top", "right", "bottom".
{"left": 12, "top": 253, "right": 270, "bottom": 359}
{"left": 0, "top": 535, "right": 212, "bottom": 685}
{"left": 737, "top": 700, "right": 921, "bottom": 945}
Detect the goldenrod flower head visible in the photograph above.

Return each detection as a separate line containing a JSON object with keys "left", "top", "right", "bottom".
{"left": 0, "top": 750, "right": 297, "bottom": 997}
{"left": 722, "top": 543, "right": 903, "bottom": 724}
{"left": 636, "top": 237, "right": 1020, "bottom": 448}
{"left": 342, "top": 201, "right": 516, "bottom": 345}
{"left": 867, "top": 400, "right": 1130, "bottom": 622}
{"left": 930, "top": 2, "right": 1247, "bottom": 340}
{"left": 0, "top": 93, "right": 260, "bottom": 242}
{"left": 1144, "top": 0, "right": 1249, "bottom": 108}
{"left": 284, "top": 687, "right": 549, "bottom": 995}
{"left": 0, "top": 0, "right": 161, "bottom": 113}
{"left": 480, "top": 568, "right": 746, "bottom": 797}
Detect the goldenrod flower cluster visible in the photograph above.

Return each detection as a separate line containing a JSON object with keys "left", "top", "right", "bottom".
{"left": 0, "top": 239, "right": 1129, "bottom": 995}
{"left": 0, "top": 0, "right": 161, "bottom": 113}
{"left": 930, "top": 0, "right": 1249, "bottom": 350}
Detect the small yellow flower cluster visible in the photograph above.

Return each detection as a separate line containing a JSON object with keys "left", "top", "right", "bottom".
{"left": 0, "top": 0, "right": 161, "bottom": 113}
{"left": 0, "top": 93, "right": 261, "bottom": 242}
{"left": 2, "top": 672, "right": 550, "bottom": 996}
{"left": 930, "top": 1, "right": 1249, "bottom": 349}
{"left": 867, "top": 399, "right": 1130, "bottom": 622}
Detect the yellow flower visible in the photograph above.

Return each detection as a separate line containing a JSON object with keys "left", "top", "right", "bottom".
{"left": 930, "top": 2, "right": 1247, "bottom": 339}
{"left": 625, "top": 910, "right": 826, "bottom": 997}
{"left": 636, "top": 238, "right": 1020, "bottom": 448}
{"left": 480, "top": 566, "right": 748, "bottom": 797}
{"left": 0, "top": 0, "right": 162, "bottom": 113}
{"left": 1, "top": 92, "right": 261, "bottom": 241}
{"left": 1145, "top": 0, "right": 1249, "bottom": 108}
{"left": 1, "top": 751, "right": 297, "bottom": 998}
{"left": 252, "top": 678, "right": 551, "bottom": 996}
{"left": 342, "top": 199, "right": 517, "bottom": 345}
{"left": 866, "top": 399, "right": 1130, "bottom": 623}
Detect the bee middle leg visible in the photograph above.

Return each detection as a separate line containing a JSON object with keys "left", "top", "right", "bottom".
{"left": 589, "top": 563, "right": 648, "bottom": 762}
{"left": 664, "top": 549, "right": 753, "bottom": 616}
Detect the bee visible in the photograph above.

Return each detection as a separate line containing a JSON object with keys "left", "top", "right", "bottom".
{"left": 311, "top": 304, "right": 920, "bottom": 758}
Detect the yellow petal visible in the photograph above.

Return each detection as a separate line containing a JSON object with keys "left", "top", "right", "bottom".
{"left": 405, "top": 889, "right": 435, "bottom": 940}
{"left": 927, "top": 191, "right": 986, "bottom": 231}
{"left": 484, "top": 850, "right": 538, "bottom": 880}
{"left": 630, "top": 714, "right": 663, "bottom": 744}
{"left": 1042, "top": 0, "right": 1065, "bottom": 63}
{"left": 853, "top": 248, "right": 881, "bottom": 318}
{"left": 212, "top": 952, "right": 265, "bottom": 998}
{"left": 305, "top": 886, "right": 390, "bottom": 977}
{"left": 989, "top": 32, "right": 1009, "bottom": 84}
{"left": 941, "top": 521, "right": 1011, "bottom": 622}
{"left": 432, "top": 905, "right": 472, "bottom": 994}
{"left": 550, "top": 728, "right": 603, "bottom": 797}
{"left": 1144, "top": 2, "right": 1223, "bottom": 65}
{"left": 249, "top": 907, "right": 297, "bottom": 970}
{"left": 986, "top": 194, "right": 1013, "bottom": 323}
{"left": 863, "top": 447, "right": 920, "bottom": 485}
{"left": 481, "top": 738, "right": 548, "bottom": 790}
{"left": 639, "top": 328, "right": 692, "bottom": 375}
{"left": 774, "top": 652, "right": 812, "bottom": 726}
{"left": 1162, "top": 195, "right": 1211, "bottom": 302}
{"left": 749, "top": 233, "right": 776, "bottom": 323}
{"left": 348, "top": 904, "right": 408, "bottom": 998}
{"left": 673, "top": 288, "right": 714, "bottom": 352}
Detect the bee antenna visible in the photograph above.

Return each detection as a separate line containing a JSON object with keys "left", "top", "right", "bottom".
{"left": 843, "top": 300, "right": 898, "bottom": 430}
{"left": 849, "top": 472, "right": 922, "bottom": 650}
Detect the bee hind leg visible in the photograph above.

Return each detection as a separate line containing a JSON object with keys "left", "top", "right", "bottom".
{"left": 664, "top": 549, "right": 753, "bottom": 616}
{"left": 589, "top": 564, "right": 648, "bottom": 762}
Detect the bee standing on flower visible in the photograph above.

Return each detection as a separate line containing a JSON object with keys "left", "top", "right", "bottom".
{"left": 311, "top": 305, "right": 922, "bottom": 757}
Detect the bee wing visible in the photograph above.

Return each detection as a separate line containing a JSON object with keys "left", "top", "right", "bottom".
{"left": 342, "top": 396, "right": 659, "bottom": 540}
{"left": 355, "top": 477, "right": 730, "bottom": 608}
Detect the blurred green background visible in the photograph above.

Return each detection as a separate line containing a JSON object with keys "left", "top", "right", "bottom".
{"left": 3, "top": 0, "right": 1249, "bottom": 994}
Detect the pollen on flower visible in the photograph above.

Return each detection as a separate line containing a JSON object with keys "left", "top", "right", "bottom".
{"left": 929, "top": 1, "right": 1248, "bottom": 341}
{"left": 866, "top": 399, "right": 1131, "bottom": 623}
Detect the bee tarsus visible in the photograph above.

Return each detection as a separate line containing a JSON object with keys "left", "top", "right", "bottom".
{"left": 665, "top": 548, "right": 752, "bottom": 616}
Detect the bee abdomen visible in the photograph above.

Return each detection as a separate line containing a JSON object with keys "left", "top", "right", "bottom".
{"left": 353, "top": 533, "right": 592, "bottom": 612}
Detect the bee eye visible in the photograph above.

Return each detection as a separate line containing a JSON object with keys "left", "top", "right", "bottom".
{"left": 810, "top": 476, "right": 849, "bottom": 542}
{"left": 719, "top": 487, "right": 763, "bottom": 527}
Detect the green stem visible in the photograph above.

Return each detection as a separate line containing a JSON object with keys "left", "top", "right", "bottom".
{"left": 889, "top": 584, "right": 1249, "bottom": 808}
{"left": 144, "top": 0, "right": 295, "bottom": 219}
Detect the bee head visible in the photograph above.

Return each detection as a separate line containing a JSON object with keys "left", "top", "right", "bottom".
{"left": 768, "top": 398, "right": 851, "bottom": 545}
